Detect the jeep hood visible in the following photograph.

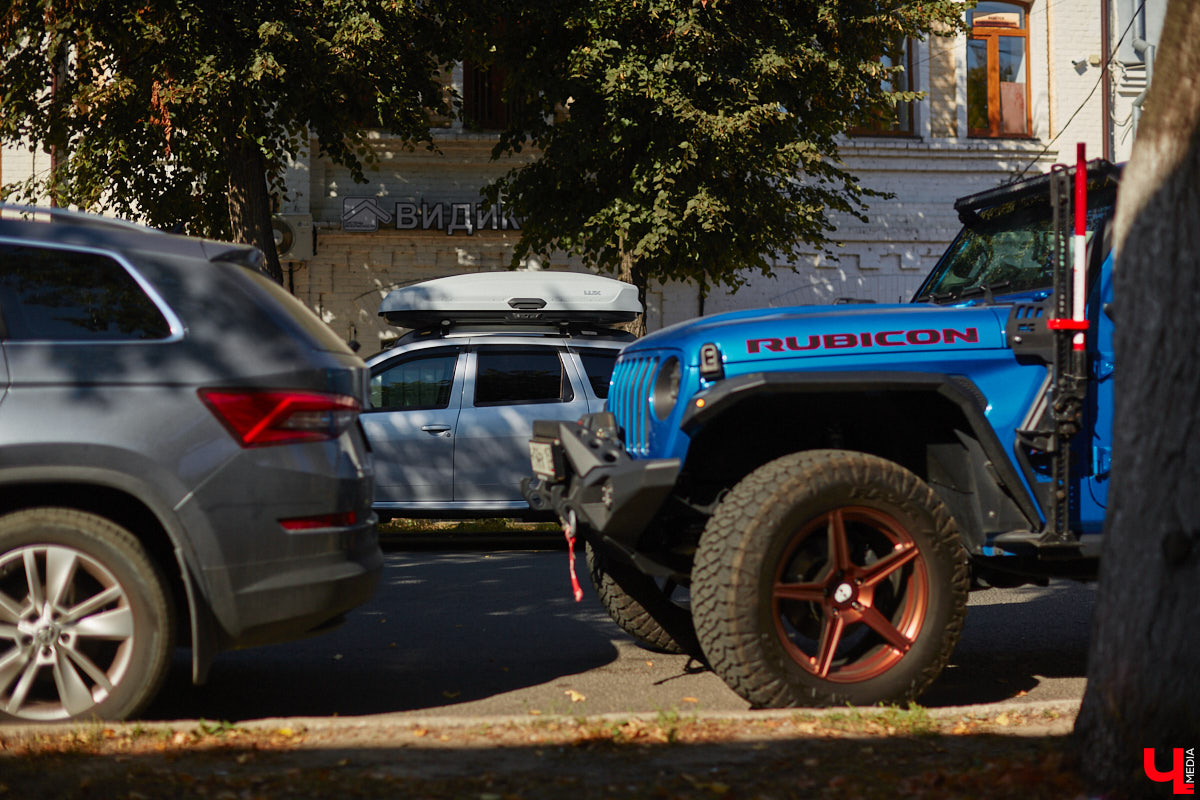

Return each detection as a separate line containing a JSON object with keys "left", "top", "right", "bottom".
{"left": 633, "top": 303, "right": 1011, "bottom": 366}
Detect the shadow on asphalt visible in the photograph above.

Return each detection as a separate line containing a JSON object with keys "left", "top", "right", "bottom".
{"left": 920, "top": 580, "right": 1095, "bottom": 707}
{"left": 143, "top": 542, "right": 617, "bottom": 722}
{"left": 141, "top": 534, "right": 1093, "bottom": 721}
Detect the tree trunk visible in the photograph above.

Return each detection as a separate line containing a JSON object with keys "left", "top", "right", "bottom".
{"left": 616, "top": 245, "right": 647, "bottom": 338}
{"left": 1074, "top": 1, "right": 1200, "bottom": 796}
{"left": 227, "top": 136, "right": 283, "bottom": 283}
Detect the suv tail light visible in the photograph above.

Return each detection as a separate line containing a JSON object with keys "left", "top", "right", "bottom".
{"left": 199, "top": 389, "right": 360, "bottom": 447}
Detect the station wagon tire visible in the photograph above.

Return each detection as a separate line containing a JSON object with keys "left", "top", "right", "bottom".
{"left": 586, "top": 542, "right": 700, "bottom": 656}
{"left": 0, "top": 508, "right": 175, "bottom": 722}
{"left": 691, "top": 450, "right": 968, "bottom": 707}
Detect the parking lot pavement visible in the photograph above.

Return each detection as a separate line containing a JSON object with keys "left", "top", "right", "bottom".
{"left": 140, "top": 534, "right": 1095, "bottom": 723}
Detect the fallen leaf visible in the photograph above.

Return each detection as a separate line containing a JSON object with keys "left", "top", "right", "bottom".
{"left": 565, "top": 689, "right": 586, "bottom": 703}
{"left": 171, "top": 732, "right": 189, "bottom": 745}
{"left": 682, "top": 696, "right": 699, "bottom": 703}
{"left": 995, "top": 713, "right": 1010, "bottom": 726}
{"left": 412, "top": 728, "right": 429, "bottom": 737}
{"left": 952, "top": 722, "right": 971, "bottom": 735}
{"left": 276, "top": 728, "right": 295, "bottom": 738}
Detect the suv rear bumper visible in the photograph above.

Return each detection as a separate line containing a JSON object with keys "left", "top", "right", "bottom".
{"left": 521, "top": 413, "right": 680, "bottom": 554}
{"left": 207, "top": 517, "right": 382, "bottom": 648}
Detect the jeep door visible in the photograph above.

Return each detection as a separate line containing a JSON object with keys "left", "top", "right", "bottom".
{"left": 454, "top": 343, "right": 590, "bottom": 503}
{"left": 362, "top": 346, "right": 464, "bottom": 505}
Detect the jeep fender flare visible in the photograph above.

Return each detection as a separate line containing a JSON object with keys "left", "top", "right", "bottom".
{"left": 679, "top": 371, "right": 1041, "bottom": 532}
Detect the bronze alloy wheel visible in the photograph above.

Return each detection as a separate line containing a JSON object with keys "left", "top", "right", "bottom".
{"left": 772, "top": 506, "right": 929, "bottom": 683}
{"left": 691, "top": 449, "right": 968, "bottom": 707}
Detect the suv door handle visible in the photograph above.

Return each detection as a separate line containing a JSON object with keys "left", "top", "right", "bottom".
{"left": 420, "top": 424, "right": 451, "bottom": 435}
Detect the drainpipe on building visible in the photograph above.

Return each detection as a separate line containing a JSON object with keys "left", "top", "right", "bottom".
{"left": 1130, "top": 2, "right": 1155, "bottom": 137}
{"left": 1101, "top": 0, "right": 1113, "bottom": 161}
{"left": 1046, "top": 0, "right": 1056, "bottom": 139}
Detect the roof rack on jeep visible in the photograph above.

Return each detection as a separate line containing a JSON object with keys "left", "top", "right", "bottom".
{"left": 379, "top": 271, "right": 642, "bottom": 330}
{"left": 0, "top": 203, "right": 163, "bottom": 235}
{"left": 954, "top": 159, "right": 1121, "bottom": 220}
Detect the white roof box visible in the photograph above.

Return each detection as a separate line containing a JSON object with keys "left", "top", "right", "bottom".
{"left": 379, "top": 271, "right": 642, "bottom": 329}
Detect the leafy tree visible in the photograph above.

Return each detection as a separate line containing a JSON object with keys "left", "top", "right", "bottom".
{"left": 473, "top": 0, "right": 964, "bottom": 332}
{"left": 1, "top": 0, "right": 453, "bottom": 280}
{"left": 1073, "top": 0, "right": 1200, "bottom": 795}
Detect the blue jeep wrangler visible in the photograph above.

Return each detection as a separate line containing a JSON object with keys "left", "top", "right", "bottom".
{"left": 524, "top": 158, "right": 1118, "bottom": 707}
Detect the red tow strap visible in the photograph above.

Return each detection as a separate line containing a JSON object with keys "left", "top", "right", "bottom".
{"left": 563, "top": 510, "right": 584, "bottom": 602}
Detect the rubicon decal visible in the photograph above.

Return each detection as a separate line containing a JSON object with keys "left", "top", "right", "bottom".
{"left": 746, "top": 327, "right": 980, "bottom": 354}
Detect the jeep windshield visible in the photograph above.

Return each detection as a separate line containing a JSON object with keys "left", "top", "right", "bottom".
{"left": 913, "top": 181, "right": 1117, "bottom": 304}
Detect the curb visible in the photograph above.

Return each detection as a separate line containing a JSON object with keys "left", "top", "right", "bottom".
{"left": 0, "top": 698, "right": 1082, "bottom": 738}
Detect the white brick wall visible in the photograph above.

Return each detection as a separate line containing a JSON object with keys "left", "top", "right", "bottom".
{"left": 0, "top": 142, "right": 51, "bottom": 204}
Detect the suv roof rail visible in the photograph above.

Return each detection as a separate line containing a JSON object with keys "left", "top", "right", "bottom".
{"left": 0, "top": 203, "right": 163, "bottom": 235}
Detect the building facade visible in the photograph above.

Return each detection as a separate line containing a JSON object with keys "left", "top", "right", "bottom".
{"left": 2, "top": 1, "right": 1165, "bottom": 350}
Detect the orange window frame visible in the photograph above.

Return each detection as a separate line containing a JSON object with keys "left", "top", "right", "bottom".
{"left": 967, "top": 8, "right": 1032, "bottom": 138}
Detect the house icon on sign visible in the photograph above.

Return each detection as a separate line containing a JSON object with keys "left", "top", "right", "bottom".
{"left": 342, "top": 198, "right": 393, "bottom": 232}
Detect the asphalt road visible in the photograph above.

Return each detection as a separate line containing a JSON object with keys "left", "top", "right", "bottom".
{"left": 142, "top": 534, "right": 1097, "bottom": 723}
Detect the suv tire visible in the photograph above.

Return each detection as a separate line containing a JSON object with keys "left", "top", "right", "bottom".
{"left": 0, "top": 508, "right": 176, "bottom": 722}
{"left": 691, "top": 450, "right": 968, "bottom": 707}
{"left": 586, "top": 542, "right": 699, "bottom": 656}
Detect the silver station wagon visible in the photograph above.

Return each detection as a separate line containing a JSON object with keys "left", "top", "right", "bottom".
{"left": 363, "top": 271, "right": 639, "bottom": 519}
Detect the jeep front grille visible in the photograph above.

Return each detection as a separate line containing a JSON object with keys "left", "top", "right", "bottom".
{"left": 608, "top": 354, "right": 659, "bottom": 456}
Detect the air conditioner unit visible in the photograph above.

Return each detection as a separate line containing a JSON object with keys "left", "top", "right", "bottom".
{"left": 272, "top": 214, "right": 314, "bottom": 261}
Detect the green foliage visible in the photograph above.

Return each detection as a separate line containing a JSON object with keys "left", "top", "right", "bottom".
{"left": 476, "top": 0, "right": 966, "bottom": 293}
{"left": 0, "top": 0, "right": 452, "bottom": 238}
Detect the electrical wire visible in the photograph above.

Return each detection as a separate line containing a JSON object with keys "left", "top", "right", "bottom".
{"left": 1011, "top": 0, "right": 1145, "bottom": 180}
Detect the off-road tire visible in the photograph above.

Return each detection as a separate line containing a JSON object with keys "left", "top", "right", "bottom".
{"left": 586, "top": 542, "right": 699, "bottom": 656}
{"left": 0, "top": 508, "right": 176, "bottom": 722}
{"left": 691, "top": 450, "right": 968, "bottom": 707}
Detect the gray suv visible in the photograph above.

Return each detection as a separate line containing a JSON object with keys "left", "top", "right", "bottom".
{"left": 0, "top": 207, "right": 381, "bottom": 722}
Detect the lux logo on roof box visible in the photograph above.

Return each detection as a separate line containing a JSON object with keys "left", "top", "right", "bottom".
{"left": 746, "top": 327, "right": 979, "bottom": 354}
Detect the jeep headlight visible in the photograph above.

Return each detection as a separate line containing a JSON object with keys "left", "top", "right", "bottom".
{"left": 652, "top": 357, "right": 682, "bottom": 420}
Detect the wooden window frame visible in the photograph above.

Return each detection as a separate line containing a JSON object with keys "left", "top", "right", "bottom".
{"left": 462, "top": 62, "right": 509, "bottom": 131}
{"left": 850, "top": 41, "right": 917, "bottom": 137}
{"left": 967, "top": 3, "right": 1032, "bottom": 138}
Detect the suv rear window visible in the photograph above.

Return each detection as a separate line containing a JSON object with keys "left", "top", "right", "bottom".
{"left": 0, "top": 243, "right": 171, "bottom": 340}
{"left": 575, "top": 348, "right": 619, "bottom": 399}
{"left": 475, "top": 348, "right": 573, "bottom": 406}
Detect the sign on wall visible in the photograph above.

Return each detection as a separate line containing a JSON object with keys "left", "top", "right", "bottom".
{"left": 342, "top": 198, "right": 521, "bottom": 235}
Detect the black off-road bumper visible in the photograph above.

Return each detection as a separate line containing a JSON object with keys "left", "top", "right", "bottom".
{"left": 521, "top": 412, "right": 680, "bottom": 561}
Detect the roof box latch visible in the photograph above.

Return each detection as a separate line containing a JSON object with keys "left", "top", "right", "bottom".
{"left": 508, "top": 297, "right": 547, "bottom": 310}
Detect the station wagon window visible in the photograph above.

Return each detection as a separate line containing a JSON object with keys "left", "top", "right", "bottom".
{"left": 575, "top": 348, "right": 619, "bottom": 399}
{"left": 474, "top": 347, "right": 574, "bottom": 406}
{"left": 0, "top": 243, "right": 171, "bottom": 341}
{"left": 370, "top": 349, "right": 460, "bottom": 410}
